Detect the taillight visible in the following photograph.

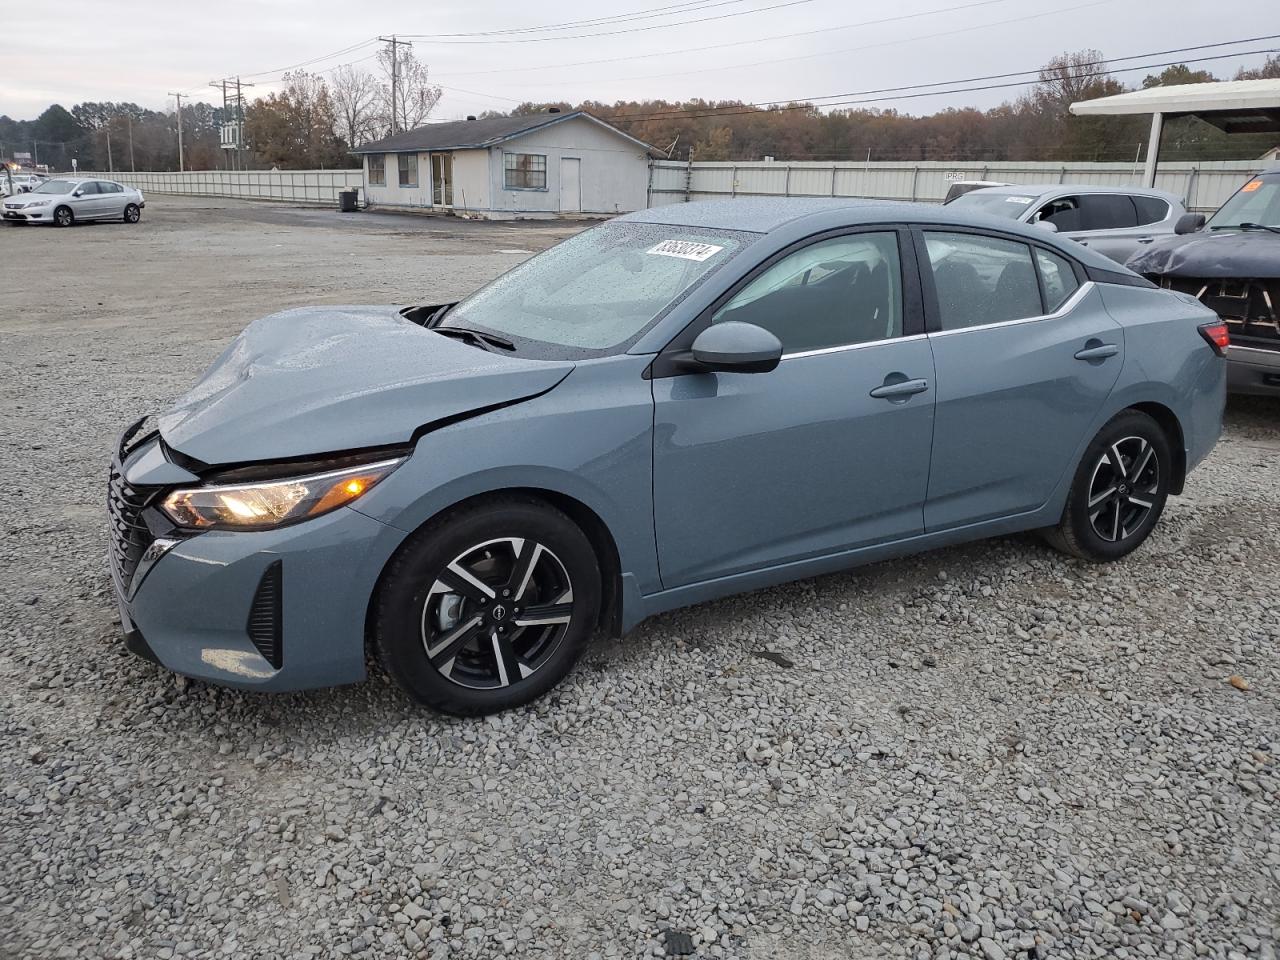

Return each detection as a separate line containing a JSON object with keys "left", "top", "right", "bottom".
{"left": 1198, "top": 321, "right": 1229, "bottom": 356}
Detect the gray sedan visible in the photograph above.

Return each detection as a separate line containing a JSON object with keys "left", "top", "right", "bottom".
{"left": 944, "top": 184, "right": 1186, "bottom": 264}
{"left": 3, "top": 177, "right": 145, "bottom": 226}
{"left": 108, "top": 199, "right": 1225, "bottom": 715}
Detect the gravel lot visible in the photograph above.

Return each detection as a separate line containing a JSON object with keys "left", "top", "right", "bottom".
{"left": 1, "top": 197, "right": 1278, "bottom": 960}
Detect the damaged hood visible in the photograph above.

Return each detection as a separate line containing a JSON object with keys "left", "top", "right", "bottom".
{"left": 1126, "top": 229, "right": 1280, "bottom": 278}
{"left": 159, "top": 305, "right": 574, "bottom": 466}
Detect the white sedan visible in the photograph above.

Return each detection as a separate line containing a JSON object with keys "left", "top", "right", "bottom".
{"left": 0, "top": 173, "right": 47, "bottom": 196}
{"left": 3, "top": 177, "right": 145, "bottom": 227}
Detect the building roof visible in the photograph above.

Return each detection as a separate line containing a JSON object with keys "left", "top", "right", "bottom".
{"left": 353, "top": 110, "right": 659, "bottom": 156}
{"left": 1070, "top": 79, "right": 1280, "bottom": 134}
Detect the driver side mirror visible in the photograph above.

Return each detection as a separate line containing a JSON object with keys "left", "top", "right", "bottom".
{"left": 72, "top": 189, "right": 83, "bottom": 197}
{"left": 1175, "top": 213, "right": 1205, "bottom": 235}
{"left": 685, "top": 321, "right": 783, "bottom": 374}
{"left": 1033, "top": 220, "right": 1059, "bottom": 233}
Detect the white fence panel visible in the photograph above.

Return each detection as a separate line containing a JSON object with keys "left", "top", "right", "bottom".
{"left": 72, "top": 169, "right": 363, "bottom": 204}
{"left": 648, "top": 159, "right": 1259, "bottom": 212}
{"left": 73, "top": 159, "right": 1257, "bottom": 213}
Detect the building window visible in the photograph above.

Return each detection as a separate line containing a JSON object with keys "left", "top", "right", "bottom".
{"left": 367, "top": 154, "right": 386, "bottom": 186}
{"left": 398, "top": 153, "right": 418, "bottom": 188}
{"left": 504, "top": 153, "right": 547, "bottom": 190}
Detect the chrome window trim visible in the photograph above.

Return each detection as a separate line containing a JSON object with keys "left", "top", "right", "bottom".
{"left": 928, "top": 281, "right": 1094, "bottom": 338}
{"left": 782, "top": 333, "right": 927, "bottom": 361}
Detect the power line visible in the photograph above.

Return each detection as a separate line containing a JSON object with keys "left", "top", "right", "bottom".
{"left": 436, "top": 0, "right": 1016, "bottom": 76}
{"left": 602, "top": 44, "right": 1280, "bottom": 124}
{"left": 431, "top": 0, "right": 756, "bottom": 37}
{"left": 397, "top": 0, "right": 826, "bottom": 43}
{"left": 467, "top": 0, "right": 1114, "bottom": 89}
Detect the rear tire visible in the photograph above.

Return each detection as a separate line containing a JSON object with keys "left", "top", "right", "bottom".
{"left": 123, "top": 204, "right": 140, "bottom": 223}
{"left": 53, "top": 206, "right": 73, "bottom": 227}
{"left": 1044, "top": 409, "right": 1171, "bottom": 561}
{"left": 374, "top": 497, "right": 602, "bottom": 716}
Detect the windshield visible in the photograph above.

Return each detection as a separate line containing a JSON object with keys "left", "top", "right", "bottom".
{"left": 1207, "top": 176, "right": 1280, "bottom": 229}
{"left": 441, "top": 221, "right": 751, "bottom": 358}
{"left": 33, "top": 179, "right": 76, "bottom": 195}
{"left": 945, "top": 190, "right": 1037, "bottom": 220}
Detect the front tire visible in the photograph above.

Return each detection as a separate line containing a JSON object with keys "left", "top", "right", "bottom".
{"left": 374, "top": 497, "right": 602, "bottom": 716}
{"left": 1044, "top": 409, "right": 1171, "bottom": 561}
{"left": 54, "top": 206, "right": 73, "bottom": 227}
{"left": 123, "top": 204, "right": 140, "bottom": 223}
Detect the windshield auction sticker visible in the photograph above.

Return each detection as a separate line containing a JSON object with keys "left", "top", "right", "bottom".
{"left": 647, "top": 240, "right": 725, "bottom": 262}
{"left": 1005, "top": 196, "right": 1034, "bottom": 204}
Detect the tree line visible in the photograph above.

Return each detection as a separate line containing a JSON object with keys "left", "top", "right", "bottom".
{"left": 2, "top": 51, "right": 1276, "bottom": 172}
{"left": 507, "top": 54, "right": 1280, "bottom": 164}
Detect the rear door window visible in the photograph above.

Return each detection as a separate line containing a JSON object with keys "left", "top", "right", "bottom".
{"left": 924, "top": 232, "right": 1043, "bottom": 330}
{"left": 1132, "top": 195, "right": 1169, "bottom": 226}
{"left": 1078, "top": 194, "right": 1138, "bottom": 230}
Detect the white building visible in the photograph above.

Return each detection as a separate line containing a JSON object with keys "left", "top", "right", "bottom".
{"left": 352, "top": 111, "right": 659, "bottom": 220}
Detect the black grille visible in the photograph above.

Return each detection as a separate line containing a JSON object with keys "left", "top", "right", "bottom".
{"left": 247, "top": 561, "right": 283, "bottom": 669}
{"left": 1161, "top": 276, "right": 1280, "bottom": 348}
{"left": 108, "top": 462, "right": 158, "bottom": 589}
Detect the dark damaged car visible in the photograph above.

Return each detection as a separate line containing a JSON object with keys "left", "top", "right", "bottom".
{"left": 1127, "top": 167, "right": 1280, "bottom": 396}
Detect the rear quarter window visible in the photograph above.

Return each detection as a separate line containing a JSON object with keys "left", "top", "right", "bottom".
{"left": 1132, "top": 195, "right": 1170, "bottom": 226}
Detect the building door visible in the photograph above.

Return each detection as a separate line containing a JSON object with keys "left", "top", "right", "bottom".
{"left": 559, "top": 157, "right": 581, "bottom": 213}
{"left": 431, "top": 153, "right": 453, "bottom": 207}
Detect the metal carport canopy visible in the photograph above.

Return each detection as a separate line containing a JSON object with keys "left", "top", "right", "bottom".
{"left": 1070, "top": 78, "right": 1280, "bottom": 186}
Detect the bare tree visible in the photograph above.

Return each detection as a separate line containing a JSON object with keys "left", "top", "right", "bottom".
{"left": 1032, "top": 50, "right": 1122, "bottom": 115}
{"left": 377, "top": 45, "right": 443, "bottom": 134}
{"left": 330, "top": 64, "right": 380, "bottom": 149}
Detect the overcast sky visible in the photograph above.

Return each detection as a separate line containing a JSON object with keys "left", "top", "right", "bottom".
{"left": 2, "top": 0, "right": 1273, "bottom": 122}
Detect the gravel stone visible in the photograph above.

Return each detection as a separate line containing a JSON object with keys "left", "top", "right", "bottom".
{"left": 1, "top": 197, "right": 1278, "bottom": 959}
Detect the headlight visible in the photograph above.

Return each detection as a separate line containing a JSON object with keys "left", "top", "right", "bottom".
{"left": 25, "top": 199, "right": 49, "bottom": 208}
{"left": 160, "top": 458, "right": 403, "bottom": 531}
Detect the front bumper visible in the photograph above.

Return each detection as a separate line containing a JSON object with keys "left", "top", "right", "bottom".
{"left": 1227, "top": 344, "right": 1280, "bottom": 397}
{"left": 109, "top": 456, "right": 406, "bottom": 692}
{"left": 2, "top": 206, "right": 51, "bottom": 222}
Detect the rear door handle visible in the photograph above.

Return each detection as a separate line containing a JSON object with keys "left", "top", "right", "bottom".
{"left": 1074, "top": 342, "right": 1119, "bottom": 361}
{"left": 869, "top": 378, "right": 929, "bottom": 399}
{"left": 1137, "top": 236, "right": 1154, "bottom": 244}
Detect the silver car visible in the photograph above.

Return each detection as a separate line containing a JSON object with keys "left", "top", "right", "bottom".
{"left": 2, "top": 177, "right": 145, "bottom": 227}
{"left": 944, "top": 184, "right": 1186, "bottom": 264}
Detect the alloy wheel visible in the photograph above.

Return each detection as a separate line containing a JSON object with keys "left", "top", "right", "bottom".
{"left": 420, "top": 537, "right": 575, "bottom": 690}
{"left": 1087, "top": 436, "right": 1160, "bottom": 543}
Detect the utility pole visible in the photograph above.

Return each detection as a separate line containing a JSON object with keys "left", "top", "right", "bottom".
{"left": 236, "top": 77, "right": 252, "bottom": 171}
{"left": 106, "top": 127, "right": 113, "bottom": 172}
{"left": 168, "top": 92, "right": 185, "bottom": 171}
{"left": 211, "top": 77, "right": 253, "bottom": 170}
{"left": 128, "top": 115, "right": 135, "bottom": 172}
{"left": 378, "top": 36, "right": 411, "bottom": 134}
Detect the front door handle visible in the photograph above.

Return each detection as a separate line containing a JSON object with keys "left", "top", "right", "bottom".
{"left": 1137, "top": 236, "right": 1154, "bottom": 244}
{"left": 1074, "top": 342, "right": 1119, "bottom": 361}
{"left": 869, "top": 377, "right": 930, "bottom": 400}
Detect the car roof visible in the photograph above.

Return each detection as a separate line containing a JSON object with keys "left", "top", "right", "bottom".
{"left": 622, "top": 197, "right": 889, "bottom": 233}
{"left": 617, "top": 197, "right": 1136, "bottom": 273}
{"left": 962, "top": 183, "right": 1182, "bottom": 202}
